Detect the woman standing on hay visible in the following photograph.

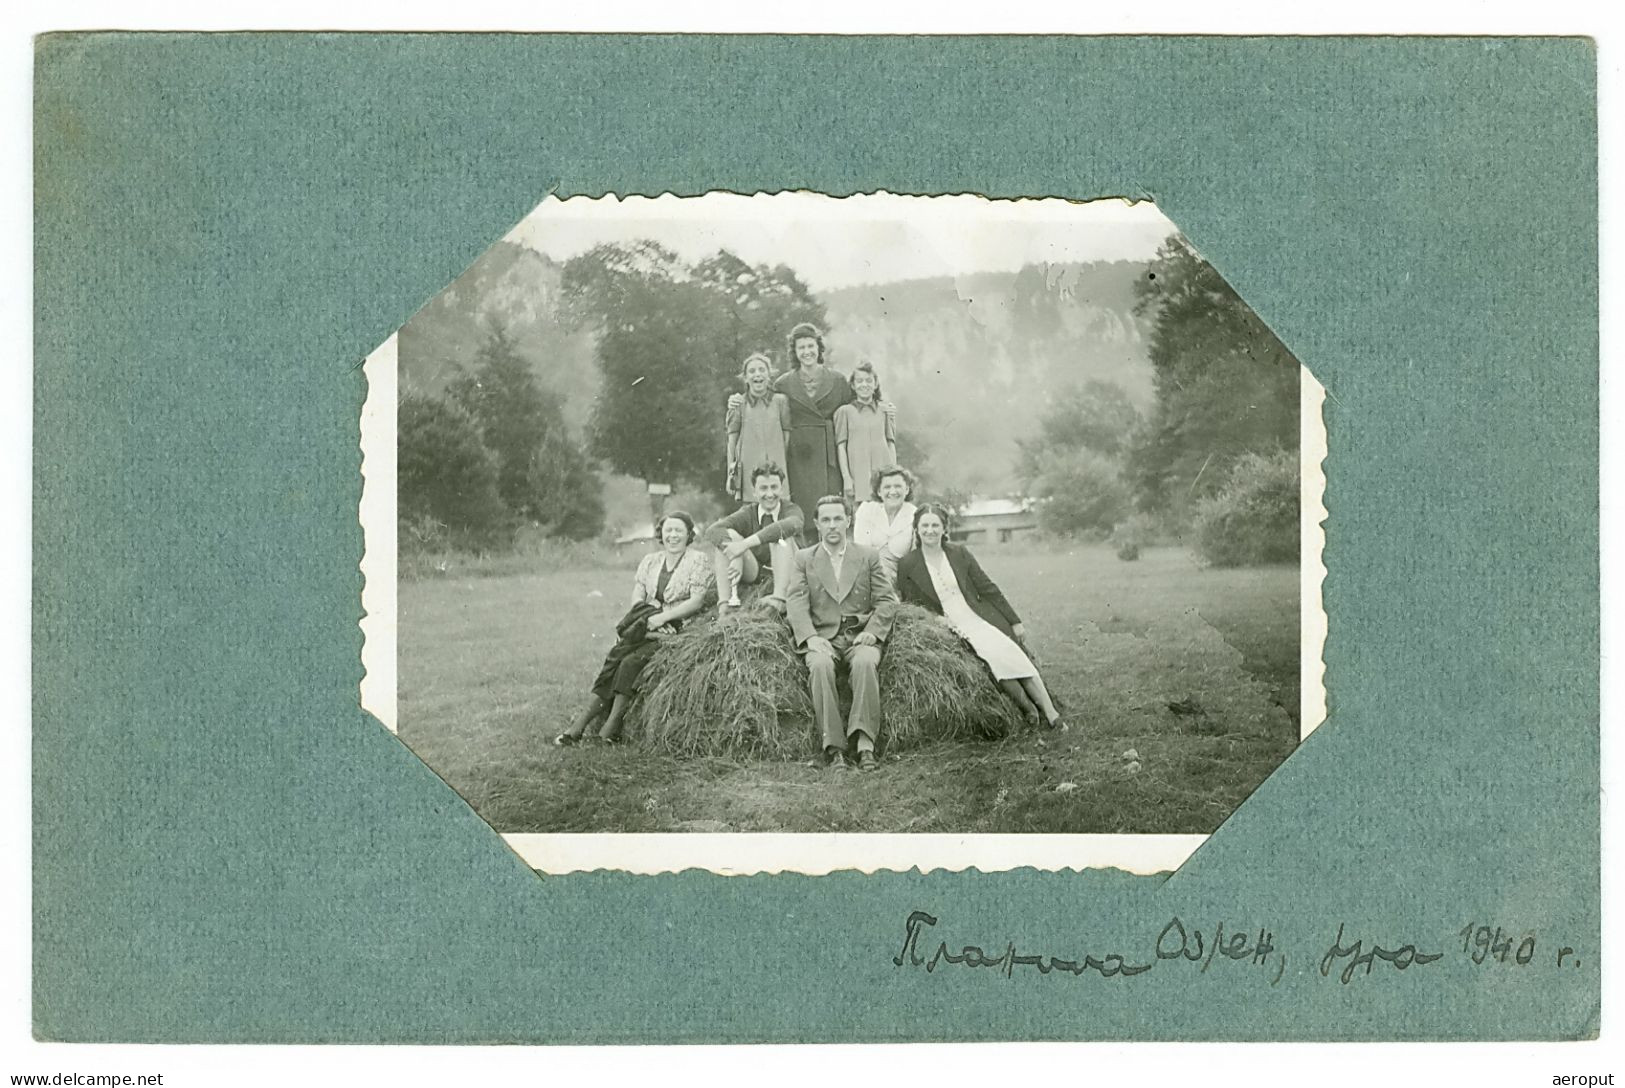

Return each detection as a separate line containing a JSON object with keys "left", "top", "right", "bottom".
{"left": 773, "top": 323, "right": 851, "bottom": 541}
{"left": 723, "top": 352, "right": 790, "bottom": 501}
{"left": 730, "top": 325, "right": 897, "bottom": 542}
{"left": 555, "top": 512, "right": 713, "bottom": 746}
{"left": 894, "top": 503, "right": 1068, "bottom": 731}
{"left": 834, "top": 360, "right": 897, "bottom": 504}
{"left": 852, "top": 463, "right": 917, "bottom": 581}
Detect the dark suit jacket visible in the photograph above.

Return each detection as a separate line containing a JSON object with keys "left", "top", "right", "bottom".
{"left": 894, "top": 542, "right": 1022, "bottom": 639}
{"left": 702, "top": 501, "right": 805, "bottom": 569}
{"left": 786, "top": 541, "right": 898, "bottom": 648}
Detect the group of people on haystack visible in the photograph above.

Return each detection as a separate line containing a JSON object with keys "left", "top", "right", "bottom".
{"left": 554, "top": 323, "right": 1067, "bottom": 770}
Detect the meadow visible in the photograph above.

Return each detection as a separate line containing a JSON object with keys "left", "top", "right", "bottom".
{"left": 397, "top": 543, "right": 1300, "bottom": 835}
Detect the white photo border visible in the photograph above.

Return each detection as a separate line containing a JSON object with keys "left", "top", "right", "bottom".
{"left": 359, "top": 192, "right": 1329, "bottom": 876}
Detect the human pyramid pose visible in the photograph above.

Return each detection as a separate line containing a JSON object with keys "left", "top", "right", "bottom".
{"left": 556, "top": 322, "right": 1067, "bottom": 767}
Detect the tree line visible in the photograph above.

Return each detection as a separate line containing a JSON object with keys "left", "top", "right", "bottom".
{"left": 399, "top": 243, "right": 825, "bottom": 551}
{"left": 400, "top": 233, "right": 1299, "bottom": 566}
{"left": 1016, "top": 234, "right": 1301, "bottom": 564}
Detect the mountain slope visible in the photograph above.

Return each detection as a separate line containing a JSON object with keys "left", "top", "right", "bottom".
{"left": 398, "top": 245, "right": 1156, "bottom": 502}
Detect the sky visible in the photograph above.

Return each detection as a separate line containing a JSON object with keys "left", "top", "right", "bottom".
{"left": 504, "top": 192, "right": 1179, "bottom": 291}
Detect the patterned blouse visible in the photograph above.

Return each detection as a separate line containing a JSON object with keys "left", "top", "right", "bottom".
{"left": 632, "top": 548, "right": 713, "bottom": 609}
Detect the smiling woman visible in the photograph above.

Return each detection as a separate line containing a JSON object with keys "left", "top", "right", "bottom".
{"left": 554, "top": 511, "right": 714, "bottom": 746}
{"left": 371, "top": 188, "right": 1311, "bottom": 871}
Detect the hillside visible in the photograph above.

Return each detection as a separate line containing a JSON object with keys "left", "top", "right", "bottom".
{"left": 820, "top": 261, "right": 1154, "bottom": 493}
{"left": 397, "top": 244, "right": 1157, "bottom": 526}
{"left": 397, "top": 241, "right": 601, "bottom": 433}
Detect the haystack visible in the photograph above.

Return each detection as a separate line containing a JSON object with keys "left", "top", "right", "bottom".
{"left": 627, "top": 602, "right": 1025, "bottom": 758}
{"left": 877, "top": 604, "right": 1028, "bottom": 745}
{"left": 627, "top": 604, "right": 814, "bottom": 759}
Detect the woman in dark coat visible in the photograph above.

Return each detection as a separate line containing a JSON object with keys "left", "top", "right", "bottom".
{"left": 773, "top": 323, "right": 854, "bottom": 542}
{"left": 895, "top": 503, "right": 1067, "bottom": 730}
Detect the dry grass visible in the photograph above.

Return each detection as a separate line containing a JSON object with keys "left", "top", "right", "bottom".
{"left": 627, "top": 605, "right": 814, "bottom": 759}
{"left": 625, "top": 603, "right": 1026, "bottom": 759}
{"left": 876, "top": 604, "right": 1026, "bottom": 745}
{"left": 397, "top": 544, "right": 1301, "bottom": 834}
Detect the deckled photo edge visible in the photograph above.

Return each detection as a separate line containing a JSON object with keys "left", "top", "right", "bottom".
{"left": 360, "top": 189, "right": 1327, "bottom": 878}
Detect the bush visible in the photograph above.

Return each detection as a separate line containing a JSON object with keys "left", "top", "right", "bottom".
{"left": 1109, "top": 512, "right": 1158, "bottom": 561}
{"left": 1192, "top": 450, "right": 1299, "bottom": 567}
{"left": 1032, "top": 448, "right": 1133, "bottom": 538}
{"left": 627, "top": 604, "right": 1024, "bottom": 758}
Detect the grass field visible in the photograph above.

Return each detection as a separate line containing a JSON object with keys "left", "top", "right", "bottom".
{"left": 398, "top": 543, "right": 1300, "bottom": 835}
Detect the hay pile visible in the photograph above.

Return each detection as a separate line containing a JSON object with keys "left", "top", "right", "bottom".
{"left": 627, "top": 605, "right": 814, "bottom": 759}
{"left": 878, "top": 604, "right": 1027, "bottom": 745}
{"left": 628, "top": 602, "right": 1025, "bottom": 758}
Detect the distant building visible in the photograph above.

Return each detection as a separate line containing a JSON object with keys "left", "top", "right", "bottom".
{"left": 613, "top": 525, "right": 656, "bottom": 555}
{"left": 952, "top": 497, "right": 1038, "bottom": 545}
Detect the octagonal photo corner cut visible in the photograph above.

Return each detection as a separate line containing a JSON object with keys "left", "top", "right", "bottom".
{"left": 359, "top": 191, "right": 1326, "bottom": 876}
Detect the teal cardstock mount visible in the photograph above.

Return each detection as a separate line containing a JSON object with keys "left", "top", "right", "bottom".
{"left": 33, "top": 34, "right": 1597, "bottom": 1041}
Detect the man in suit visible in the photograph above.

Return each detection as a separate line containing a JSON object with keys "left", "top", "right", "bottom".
{"left": 785, "top": 494, "right": 899, "bottom": 771}
{"left": 703, "top": 462, "right": 804, "bottom": 615}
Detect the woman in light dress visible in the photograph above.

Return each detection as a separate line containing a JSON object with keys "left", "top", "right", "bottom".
{"left": 726, "top": 324, "right": 897, "bottom": 544}
{"left": 834, "top": 360, "right": 897, "bottom": 504}
{"left": 723, "top": 352, "right": 790, "bottom": 500}
{"left": 851, "top": 464, "right": 917, "bottom": 581}
{"left": 893, "top": 503, "right": 1067, "bottom": 730}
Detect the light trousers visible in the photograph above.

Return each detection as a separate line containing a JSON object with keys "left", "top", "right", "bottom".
{"left": 806, "top": 630, "right": 882, "bottom": 753}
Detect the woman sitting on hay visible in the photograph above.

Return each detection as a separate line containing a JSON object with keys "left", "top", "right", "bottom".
{"left": 554, "top": 511, "right": 713, "bottom": 746}
{"left": 852, "top": 463, "right": 917, "bottom": 581}
{"left": 895, "top": 503, "right": 1069, "bottom": 732}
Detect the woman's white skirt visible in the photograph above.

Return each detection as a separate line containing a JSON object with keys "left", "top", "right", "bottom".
{"left": 943, "top": 605, "right": 1036, "bottom": 681}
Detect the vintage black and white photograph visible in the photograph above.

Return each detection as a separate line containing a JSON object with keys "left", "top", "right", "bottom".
{"left": 360, "top": 192, "right": 1317, "bottom": 870}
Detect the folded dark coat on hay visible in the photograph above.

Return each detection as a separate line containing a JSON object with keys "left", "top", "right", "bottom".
{"left": 895, "top": 543, "right": 1022, "bottom": 639}
{"left": 614, "top": 601, "right": 665, "bottom": 640}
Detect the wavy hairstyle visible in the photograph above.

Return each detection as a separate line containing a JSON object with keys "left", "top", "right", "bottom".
{"left": 657, "top": 510, "right": 698, "bottom": 546}
{"left": 750, "top": 461, "right": 786, "bottom": 486}
{"left": 786, "top": 322, "right": 826, "bottom": 370}
{"left": 911, "top": 502, "right": 955, "bottom": 546}
{"left": 870, "top": 463, "right": 917, "bottom": 502}
{"left": 850, "top": 359, "right": 883, "bottom": 402}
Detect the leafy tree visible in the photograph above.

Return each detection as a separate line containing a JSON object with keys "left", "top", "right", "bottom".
{"left": 564, "top": 243, "right": 826, "bottom": 497}
{"left": 1128, "top": 235, "right": 1300, "bottom": 516}
{"left": 1015, "top": 379, "right": 1144, "bottom": 486}
{"left": 693, "top": 252, "right": 827, "bottom": 375}
{"left": 1030, "top": 447, "right": 1134, "bottom": 538}
{"left": 447, "top": 323, "right": 604, "bottom": 539}
{"left": 527, "top": 426, "right": 606, "bottom": 541}
{"left": 893, "top": 427, "right": 933, "bottom": 490}
{"left": 397, "top": 393, "right": 509, "bottom": 549}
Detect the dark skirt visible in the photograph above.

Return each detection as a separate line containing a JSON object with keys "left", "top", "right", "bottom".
{"left": 785, "top": 422, "right": 839, "bottom": 541}
{"left": 591, "top": 635, "right": 661, "bottom": 702}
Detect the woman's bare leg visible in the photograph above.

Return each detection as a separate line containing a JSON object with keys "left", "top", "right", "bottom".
{"left": 598, "top": 694, "right": 632, "bottom": 740}
{"left": 999, "top": 679, "right": 1040, "bottom": 723}
{"left": 561, "top": 695, "right": 606, "bottom": 740}
{"left": 1020, "top": 674, "right": 1062, "bottom": 725}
